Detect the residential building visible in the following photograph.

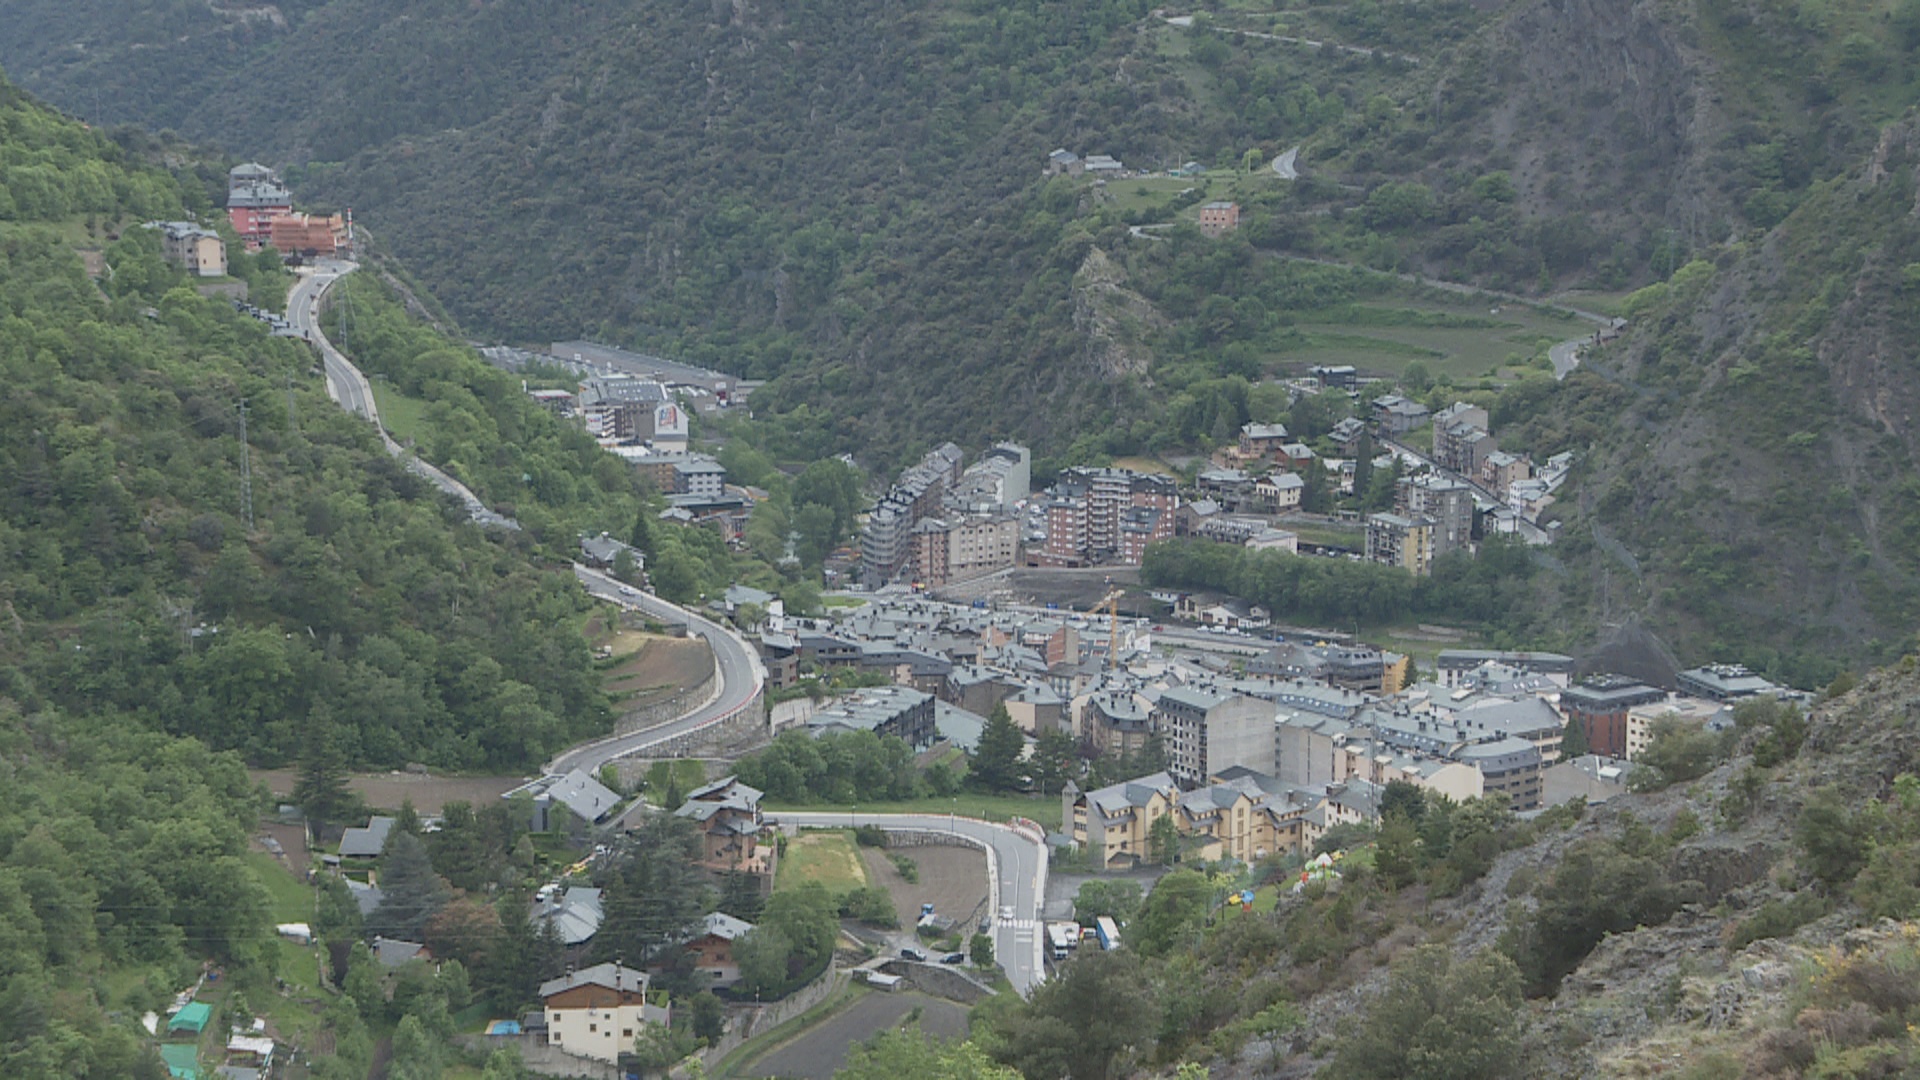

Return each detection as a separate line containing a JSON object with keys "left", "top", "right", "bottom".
{"left": 1371, "top": 394, "right": 1430, "bottom": 435}
{"left": 1249, "top": 643, "right": 1387, "bottom": 693}
{"left": 860, "top": 443, "right": 964, "bottom": 586}
{"left": 1046, "top": 149, "right": 1083, "bottom": 176}
{"left": 1062, "top": 771, "right": 1178, "bottom": 869}
{"left": 150, "top": 221, "right": 228, "bottom": 277}
{"left": 1365, "top": 512, "right": 1435, "bottom": 576}
{"left": 1481, "top": 451, "right": 1532, "bottom": 499}
{"left": 1083, "top": 154, "right": 1125, "bottom": 176}
{"left": 533, "top": 887, "right": 605, "bottom": 946}
{"left": 505, "top": 769, "right": 623, "bottom": 832}
{"left": 1398, "top": 474, "right": 1475, "bottom": 559}
{"left": 1310, "top": 365, "right": 1358, "bottom": 391}
{"left": 1082, "top": 687, "right": 1154, "bottom": 758}
{"left": 225, "top": 162, "right": 292, "bottom": 246}
{"left": 673, "top": 777, "right": 773, "bottom": 874}
{"left": 1436, "top": 650, "right": 1575, "bottom": 688}
{"left": 1041, "top": 468, "right": 1177, "bottom": 566}
{"left": 372, "top": 937, "right": 431, "bottom": 968}
{"left": 1452, "top": 738, "right": 1544, "bottom": 809}
{"left": 1330, "top": 416, "right": 1370, "bottom": 456}
{"left": 1625, "top": 695, "right": 1729, "bottom": 760}
{"left": 1239, "top": 422, "right": 1291, "bottom": 459}
{"left": 674, "top": 459, "right": 727, "bottom": 498}
{"left": 1542, "top": 754, "right": 1633, "bottom": 807}
{"left": 1432, "top": 402, "right": 1496, "bottom": 476}
{"left": 1254, "top": 472, "right": 1305, "bottom": 513}
{"left": 539, "top": 963, "right": 669, "bottom": 1066}
{"left": 946, "top": 443, "right": 1030, "bottom": 513}
{"left": 267, "top": 212, "right": 346, "bottom": 256}
{"left": 1197, "top": 201, "right": 1241, "bottom": 236}
{"left": 1152, "top": 687, "right": 1276, "bottom": 787}
{"left": 1560, "top": 675, "right": 1667, "bottom": 759}
{"left": 685, "top": 912, "right": 754, "bottom": 987}
{"left": 911, "top": 513, "right": 1021, "bottom": 586}
{"left": 339, "top": 816, "right": 395, "bottom": 860}
{"left": 579, "top": 532, "right": 643, "bottom": 572}
{"left": 804, "top": 686, "right": 937, "bottom": 747}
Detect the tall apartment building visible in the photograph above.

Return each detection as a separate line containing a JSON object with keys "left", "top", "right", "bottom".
{"left": 859, "top": 443, "right": 964, "bottom": 586}
{"left": 1043, "top": 468, "right": 1178, "bottom": 566}
{"left": 947, "top": 443, "right": 1031, "bottom": 513}
{"left": 1151, "top": 686, "right": 1275, "bottom": 788}
{"left": 1398, "top": 474, "right": 1475, "bottom": 559}
{"left": 1366, "top": 512, "right": 1435, "bottom": 576}
{"left": 1433, "top": 402, "right": 1497, "bottom": 476}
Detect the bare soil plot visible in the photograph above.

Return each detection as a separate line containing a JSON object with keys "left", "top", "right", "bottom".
{"left": 250, "top": 770, "right": 524, "bottom": 815}
{"left": 859, "top": 843, "right": 989, "bottom": 935}
{"left": 605, "top": 635, "right": 713, "bottom": 708}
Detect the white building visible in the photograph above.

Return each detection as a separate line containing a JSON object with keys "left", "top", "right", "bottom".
{"left": 540, "top": 963, "right": 670, "bottom": 1065}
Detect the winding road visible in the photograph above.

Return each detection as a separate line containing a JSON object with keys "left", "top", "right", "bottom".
{"left": 779, "top": 812, "right": 1049, "bottom": 996}
{"left": 296, "top": 263, "right": 1049, "bottom": 994}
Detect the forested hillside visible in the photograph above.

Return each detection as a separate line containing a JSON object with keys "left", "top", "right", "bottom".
{"left": 7, "top": 0, "right": 1920, "bottom": 678}
{"left": 0, "top": 79, "right": 611, "bottom": 770}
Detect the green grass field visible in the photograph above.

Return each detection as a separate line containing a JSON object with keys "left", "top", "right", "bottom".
{"left": 1274, "top": 300, "right": 1587, "bottom": 382}
{"left": 775, "top": 830, "right": 872, "bottom": 894}
{"left": 767, "top": 794, "right": 1062, "bottom": 832}
{"left": 368, "top": 380, "right": 431, "bottom": 444}
{"left": 245, "top": 852, "right": 329, "bottom": 1041}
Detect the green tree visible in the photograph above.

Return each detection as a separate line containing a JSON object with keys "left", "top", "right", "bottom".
{"left": 1629, "top": 718, "right": 1728, "bottom": 790}
{"left": 1323, "top": 945, "right": 1526, "bottom": 1080}
{"left": 1149, "top": 814, "right": 1180, "bottom": 867}
{"left": 292, "top": 709, "right": 358, "bottom": 835}
{"left": 368, "top": 832, "right": 451, "bottom": 941}
{"left": 1132, "top": 870, "right": 1211, "bottom": 956}
{"left": 1073, "top": 880, "right": 1144, "bottom": 926}
{"left": 989, "top": 948, "right": 1155, "bottom": 1080}
{"left": 837, "top": 1027, "right": 1020, "bottom": 1080}
{"left": 690, "top": 990, "right": 726, "bottom": 1043}
{"left": 970, "top": 705, "right": 1026, "bottom": 793}
{"left": 1796, "top": 788, "right": 1871, "bottom": 887}
{"left": 1559, "top": 717, "right": 1590, "bottom": 759}
{"left": 735, "top": 925, "right": 795, "bottom": 999}
{"left": 970, "top": 931, "right": 995, "bottom": 967}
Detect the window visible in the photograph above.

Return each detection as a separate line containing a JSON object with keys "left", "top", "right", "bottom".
{"left": 588, "top": 1024, "right": 597, "bottom": 1033}
{"left": 623, "top": 1028, "right": 633, "bottom": 1037}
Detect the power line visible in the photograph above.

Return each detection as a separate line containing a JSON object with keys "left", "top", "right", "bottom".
{"left": 238, "top": 400, "right": 255, "bottom": 532}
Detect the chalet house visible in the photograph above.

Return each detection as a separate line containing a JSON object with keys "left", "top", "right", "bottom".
{"left": 673, "top": 777, "right": 772, "bottom": 875}
{"left": 539, "top": 963, "right": 669, "bottom": 1066}
{"left": 685, "top": 912, "right": 754, "bottom": 987}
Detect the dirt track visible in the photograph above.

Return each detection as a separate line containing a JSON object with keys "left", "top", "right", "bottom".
{"left": 250, "top": 770, "right": 525, "bottom": 816}
{"left": 743, "top": 991, "right": 966, "bottom": 1079}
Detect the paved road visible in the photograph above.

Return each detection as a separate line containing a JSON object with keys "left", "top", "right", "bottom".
{"left": 293, "top": 266, "right": 758, "bottom": 775}
{"left": 778, "top": 812, "right": 1049, "bottom": 997}
{"left": 1271, "top": 145, "right": 1300, "bottom": 180}
{"left": 290, "top": 263, "right": 519, "bottom": 529}
{"left": 554, "top": 564, "right": 765, "bottom": 784}
{"left": 1165, "top": 14, "right": 1420, "bottom": 64}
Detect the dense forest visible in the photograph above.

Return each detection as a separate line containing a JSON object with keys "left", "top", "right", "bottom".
{"left": 0, "top": 79, "right": 610, "bottom": 770}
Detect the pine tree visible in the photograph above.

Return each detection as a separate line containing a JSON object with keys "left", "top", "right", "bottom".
{"left": 1560, "top": 717, "right": 1591, "bottom": 759}
{"left": 970, "top": 704, "right": 1025, "bottom": 793}
{"left": 630, "top": 506, "right": 655, "bottom": 558}
{"left": 292, "top": 705, "right": 357, "bottom": 836}
{"left": 368, "top": 832, "right": 450, "bottom": 941}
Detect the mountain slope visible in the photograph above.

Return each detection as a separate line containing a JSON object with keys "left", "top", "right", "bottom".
{"left": 0, "top": 76, "right": 611, "bottom": 769}
{"left": 1530, "top": 113, "right": 1920, "bottom": 684}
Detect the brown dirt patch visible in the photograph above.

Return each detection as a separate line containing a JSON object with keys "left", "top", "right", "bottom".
{"left": 859, "top": 843, "right": 989, "bottom": 936}
{"left": 250, "top": 770, "right": 524, "bottom": 815}
{"left": 742, "top": 991, "right": 966, "bottom": 1080}
{"left": 605, "top": 635, "right": 714, "bottom": 707}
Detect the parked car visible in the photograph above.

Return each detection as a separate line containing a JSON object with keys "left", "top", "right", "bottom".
{"left": 940, "top": 952, "right": 965, "bottom": 964}
{"left": 999, "top": 905, "right": 1015, "bottom": 922}
{"left": 900, "top": 947, "right": 928, "bottom": 962}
